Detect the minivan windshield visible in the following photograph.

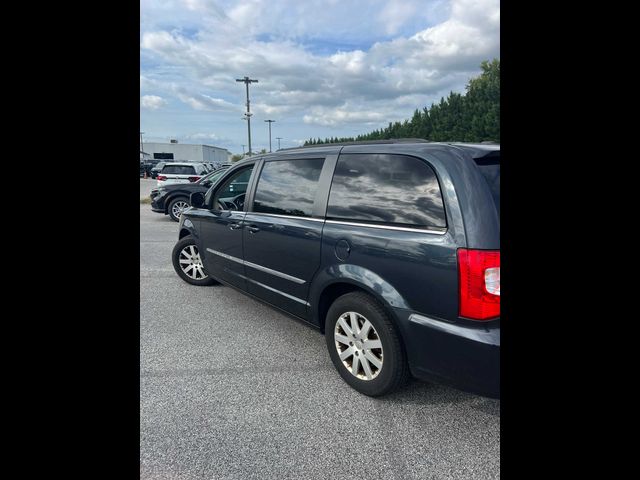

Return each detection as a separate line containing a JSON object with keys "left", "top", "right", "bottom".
{"left": 474, "top": 155, "right": 500, "bottom": 216}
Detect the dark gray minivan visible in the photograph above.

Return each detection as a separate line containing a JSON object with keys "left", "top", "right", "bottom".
{"left": 172, "top": 140, "right": 500, "bottom": 397}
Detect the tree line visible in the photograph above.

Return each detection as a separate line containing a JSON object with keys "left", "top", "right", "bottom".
{"left": 304, "top": 59, "right": 500, "bottom": 146}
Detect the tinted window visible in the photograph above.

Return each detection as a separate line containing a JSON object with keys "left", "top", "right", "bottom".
{"left": 253, "top": 159, "right": 325, "bottom": 217}
{"left": 475, "top": 157, "right": 500, "bottom": 216}
{"left": 327, "top": 154, "right": 446, "bottom": 229}
{"left": 198, "top": 168, "right": 227, "bottom": 185}
{"left": 161, "top": 165, "right": 196, "bottom": 175}
{"left": 213, "top": 166, "right": 255, "bottom": 208}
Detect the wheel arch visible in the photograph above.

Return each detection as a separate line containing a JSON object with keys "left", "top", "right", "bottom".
{"left": 165, "top": 193, "right": 190, "bottom": 214}
{"left": 311, "top": 265, "right": 410, "bottom": 335}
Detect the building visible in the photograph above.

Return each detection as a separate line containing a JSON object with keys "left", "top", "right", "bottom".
{"left": 140, "top": 151, "right": 151, "bottom": 161}
{"left": 143, "top": 141, "right": 231, "bottom": 164}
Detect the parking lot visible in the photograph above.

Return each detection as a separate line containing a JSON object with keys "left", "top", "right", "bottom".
{"left": 140, "top": 179, "right": 500, "bottom": 479}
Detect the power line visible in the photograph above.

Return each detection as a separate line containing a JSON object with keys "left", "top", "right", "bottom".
{"left": 235, "top": 76, "right": 258, "bottom": 155}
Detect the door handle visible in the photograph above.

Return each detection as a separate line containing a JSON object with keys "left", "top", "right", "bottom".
{"left": 246, "top": 225, "right": 260, "bottom": 234}
{"left": 229, "top": 222, "right": 243, "bottom": 230}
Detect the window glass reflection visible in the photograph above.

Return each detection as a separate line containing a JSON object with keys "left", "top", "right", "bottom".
{"left": 253, "top": 159, "right": 325, "bottom": 217}
{"left": 327, "top": 154, "right": 446, "bottom": 228}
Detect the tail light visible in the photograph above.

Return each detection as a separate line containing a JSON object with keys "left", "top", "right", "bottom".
{"left": 457, "top": 248, "right": 500, "bottom": 320}
{"left": 157, "top": 175, "right": 167, "bottom": 181}
{"left": 188, "top": 176, "right": 201, "bottom": 182}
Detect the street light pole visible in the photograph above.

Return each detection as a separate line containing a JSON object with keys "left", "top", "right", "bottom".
{"left": 140, "top": 131, "right": 144, "bottom": 153}
{"left": 236, "top": 76, "right": 258, "bottom": 155}
{"left": 241, "top": 144, "right": 246, "bottom": 155}
{"left": 265, "top": 119, "right": 275, "bottom": 152}
{"left": 276, "top": 137, "right": 282, "bottom": 150}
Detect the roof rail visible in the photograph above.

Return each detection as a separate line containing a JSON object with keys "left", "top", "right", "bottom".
{"left": 277, "top": 138, "right": 432, "bottom": 151}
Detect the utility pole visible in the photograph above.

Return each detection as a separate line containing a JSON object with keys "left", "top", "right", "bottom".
{"left": 276, "top": 137, "right": 282, "bottom": 150}
{"left": 236, "top": 76, "right": 258, "bottom": 155}
{"left": 264, "top": 119, "right": 275, "bottom": 152}
{"left": 140, "top": 131, "right": 144, "bottom": 152}
{"left": 241, "top": 144, "right": 246, "bottom": 155}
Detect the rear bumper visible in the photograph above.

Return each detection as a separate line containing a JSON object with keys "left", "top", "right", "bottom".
{"left": 395, "top": 310, "right": 500, "bottom": 398}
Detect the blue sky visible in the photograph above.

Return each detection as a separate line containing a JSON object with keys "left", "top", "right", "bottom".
{"left": 140, "top": 0, "right": 499, "bottom": 154}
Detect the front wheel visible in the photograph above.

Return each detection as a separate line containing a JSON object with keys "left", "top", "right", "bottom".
{"left": 171, "top": 236, "right": 216, "bottom": 286}
{"left": 325, "top": 292, "right": 409, "bottom": 396}
{"left": 168, "top": 197, "right": 190, "bottom": 222}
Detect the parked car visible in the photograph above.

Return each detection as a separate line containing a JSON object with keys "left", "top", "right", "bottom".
{"left": 150, "top": 161, "right": 167, "bottom": 179}
{"left": 171, "top": 140, "right": 500, "bottom": 398}
{"left": 150, "top": 166, "right": 229, "bottom": 221}
{"left": 156, "top": 162, "right": 208, "bottom": 187}
{"left": 140, "top": 161, "right": 153, "bottom": 177}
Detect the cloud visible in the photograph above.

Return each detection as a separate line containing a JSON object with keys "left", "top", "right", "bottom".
{"left": 141, "top": 0, "right": 499, "bottom": 152}
{"left": 303, "top": 107, "right": 386, "bottom": 127}
{"left": 140, "top": 95, "right": 167, "bottom": 110}
{"left": 174, "top": 88, "right": 237, "bottom": 112}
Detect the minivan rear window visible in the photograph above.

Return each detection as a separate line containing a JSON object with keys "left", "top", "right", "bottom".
{"left": 161, "top": 165, "right": 196, "bottom": 175}
{"left": 474, "top": 156, "right": 500, "bottom": 216}
{"left": 327, "top": 154, "right": 446, "bottom": 229}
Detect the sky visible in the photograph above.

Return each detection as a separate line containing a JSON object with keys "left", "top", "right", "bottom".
{"left": 140, "top": 0, "right": 500, "bottom": 155}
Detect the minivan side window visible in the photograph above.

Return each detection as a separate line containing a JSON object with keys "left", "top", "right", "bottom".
{"left": 252, "top": 158, "right": 325, "bottom": 217}
{"left": 211, "top": 165, "right": 254, "bottom": 210}
{"left": 326, "top": 154, "right": 446, "bottom": 229}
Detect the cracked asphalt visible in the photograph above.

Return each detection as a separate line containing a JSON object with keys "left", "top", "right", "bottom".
{"left": 140, "top": 179, "right": 500, "bottom": 479}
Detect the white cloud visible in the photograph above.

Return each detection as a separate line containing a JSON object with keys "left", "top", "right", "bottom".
{"left": 303, "top": 108, "right": 386, "bottom": 127}
{"left": 141, "top": 0, "right": 499, "bottom": 152}
{"left": 140, "top": 95, "right": 167, "bottom": 110}
{"left": 174, "top": 88, "right": 237, "bottom": 111}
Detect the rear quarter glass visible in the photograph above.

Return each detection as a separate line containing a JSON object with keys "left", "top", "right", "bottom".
{"left": 474, "top": 157, "right": 500, "bottom": 216}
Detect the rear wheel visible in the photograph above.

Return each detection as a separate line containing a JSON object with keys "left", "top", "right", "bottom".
{"left": 168, "top": 197, "right": 190, "bottom": 222}
{"left": 325, "top": 292, "right": 409, "bottom": 396}
{"left": 171, "top": 236, "right": 216, "bottom": 286}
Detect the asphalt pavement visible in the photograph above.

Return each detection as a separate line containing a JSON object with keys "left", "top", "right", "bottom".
{"left": 140, "top": 183, "right": 500, "bottom": 479}
{"left": 141, "top": 177, "right": 156, "bottom": 199}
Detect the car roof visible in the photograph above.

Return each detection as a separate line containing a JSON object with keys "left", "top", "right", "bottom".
{"left": 161, "top": 162, "right": 205, "bottom": 166}
{"left": 225, "top": 141, "right": 500, "bottom": 167}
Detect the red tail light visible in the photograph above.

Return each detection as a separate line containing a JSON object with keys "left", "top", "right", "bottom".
{"left": 157, "top": 175, "right": 167, "bottom": 181}
{"left": 458, "top": 248, "right": 500, "bottom": 321}
{"left": 188, "top": 176, "right": 201, "bottom": 182}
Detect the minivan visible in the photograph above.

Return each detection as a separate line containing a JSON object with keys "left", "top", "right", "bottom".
{"left": 171, "top": 140, "right": 500, "bottom": 397}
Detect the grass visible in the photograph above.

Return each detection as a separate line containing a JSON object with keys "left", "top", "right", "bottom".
{"left": 140, "top": 197, "right": 152, "bottom": 204}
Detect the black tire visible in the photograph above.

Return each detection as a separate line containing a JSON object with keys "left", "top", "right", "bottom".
{"left": 325, "top": 292, "right": 409, "bottom": 396}
{"left": 168, "top": 196, "right": 190, "bottom": 222}
{"left": 171, "top": 236, "right": 216, "bottom": 286}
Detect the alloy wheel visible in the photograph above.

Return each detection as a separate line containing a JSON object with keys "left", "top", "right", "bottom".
{"left": 334, "top": 311, "right": 384, "bottom": 380}
{"left": 171, "top": 201, "right": 190, "bottom": 219}
{"left": 178, "top": 245, "right": 208, "bottom": 280}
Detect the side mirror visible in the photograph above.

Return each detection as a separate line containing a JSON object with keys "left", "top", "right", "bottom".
{"left": 190, "top": 192, "right": 205, "bottom": 209}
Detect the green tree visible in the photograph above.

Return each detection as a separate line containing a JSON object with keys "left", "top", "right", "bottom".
{"left": 301, "top": 59, "right": 499, "bottom": 144}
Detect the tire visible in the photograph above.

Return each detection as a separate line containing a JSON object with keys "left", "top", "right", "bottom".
{"left": 168, "top": 197, "right": 190, "bottom": 222}
{"left": 325, "top": 292, "right": 409, "bottom": 396}
{"left": 171, "top": 236, "right": 216, "bottom": 286}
